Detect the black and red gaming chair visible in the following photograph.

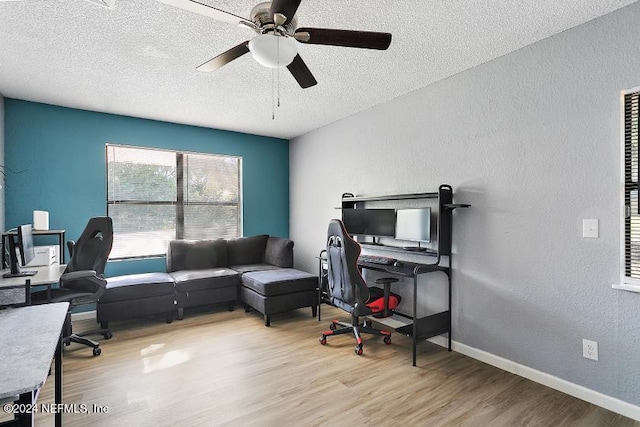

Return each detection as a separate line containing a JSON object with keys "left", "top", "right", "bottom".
{"left": 319, "top": 219, "right": 399, "bottom": 355}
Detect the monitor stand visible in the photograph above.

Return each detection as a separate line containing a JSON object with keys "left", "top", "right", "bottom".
{"left": 3, "top": 270, "right": 37, "bottom": 279}
{"left": 364, "top": 237, "right": 384, "bottom": 246}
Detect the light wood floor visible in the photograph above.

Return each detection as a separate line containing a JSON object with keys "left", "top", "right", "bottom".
{"left": 5, "top": 305, "right": 639, "bottom": 426}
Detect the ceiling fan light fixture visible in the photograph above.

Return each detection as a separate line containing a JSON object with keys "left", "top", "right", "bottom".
{"left": 248, "top": 34, "right": 297, "bottom": 69}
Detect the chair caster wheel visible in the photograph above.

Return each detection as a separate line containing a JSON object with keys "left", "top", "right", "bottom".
{"left": 319, "top": 336, "right": 327, "bottom": 345}
{"left": 384, "top": 336, "right": 391, "bottom": 345}
{"left": 329, "top": 323, "right": 337, "bottom": 330}
{"left": 355, "top": 345, "right": 363, "bottom": 356}
{"left": 93, "top": 347, "right": 102, "bottom": 356}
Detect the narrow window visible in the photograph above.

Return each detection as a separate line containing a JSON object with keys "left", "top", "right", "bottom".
{"left": 624, "top": 90, "right": 640, "bottom": 283}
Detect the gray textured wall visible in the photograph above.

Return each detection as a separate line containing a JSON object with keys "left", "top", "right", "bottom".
{"left": 290, "top": 2, "right": 640, "bottom": 408}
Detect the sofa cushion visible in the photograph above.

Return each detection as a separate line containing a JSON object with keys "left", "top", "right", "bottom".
{"left": 241, "top": 268, "right": 318, "bottom": 297}
{"left": 170, "top": 268, "right": 240, "bottom": 292}
{"left": 167, "top": 239, "right": 228, "bottom": 272}
{"left": 102, "top": 273, "right": 175, "bottom": 302}
{"left": 227, "top": 234, "right": 269, "bottom": 266}
{"left": 230, "top": 264, "right": 283, "bottom": 274}
{"left": 264, "top": 236, "right": 294, "bottom": 268}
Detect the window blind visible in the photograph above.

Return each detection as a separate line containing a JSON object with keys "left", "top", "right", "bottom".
{"left": 106, "top": 144, "right": 241, "bottom": 259}
{"left": 624, "top": 91, "right": 640, "bottom": 279}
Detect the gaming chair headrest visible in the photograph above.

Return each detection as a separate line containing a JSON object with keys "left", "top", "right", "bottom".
{"left": 327, "top": 219, "right": 347, "bottom": 240}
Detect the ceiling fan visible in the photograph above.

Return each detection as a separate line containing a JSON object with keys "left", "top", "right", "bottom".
{"left": 156, "top": 0, "right": 392, "bottom": 89}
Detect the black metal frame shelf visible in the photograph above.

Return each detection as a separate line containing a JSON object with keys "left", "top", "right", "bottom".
{"left": 2, "top": 229, "right": 66, "bottom": 269}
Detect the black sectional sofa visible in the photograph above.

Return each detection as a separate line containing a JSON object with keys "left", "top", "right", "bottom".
{"left": 97, "top": 235, "right": 318, "bottom": 328}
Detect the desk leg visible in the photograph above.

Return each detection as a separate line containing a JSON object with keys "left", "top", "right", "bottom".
{"left": 1, "top": 235, "right": 6, "bottom": 269}
{"left": 317, "top": 257, "right": 322, "bottom": 322}
{"left": 55, "top": 330, "right": 63, "bottom": 427}
{"left": 412, "top": 276, "right": 418, "bottom": 367}
{"left": 448, "top": 272, "right": 452, "bottom": 352}
{"left": 60, "top": 232, "right": 65, "bottom": 264}
{"left": 383, "top": 284, "right": 391, "bottom": 318}
{"left": 15, "top": 391, "right": 35, "bottom": 427}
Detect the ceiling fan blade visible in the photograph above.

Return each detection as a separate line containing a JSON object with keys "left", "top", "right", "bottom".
{"left": 269, "top": 0, "right": 302, "bottom": 26}
{"left": 156, "top": 0, "right": 255, "bottom": 28}
{"left": 196, "top": 41, "right": 250, "bottom": 72}
{"left": 287, "top": 54, "right": 317, "bottom": 89}
{"left": 295, "top": 27, "right": 392, "bottom": 50}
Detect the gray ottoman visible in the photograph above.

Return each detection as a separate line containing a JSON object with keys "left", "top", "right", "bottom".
{"left": 97, "top": 272, "right": 176, "bottom": 328}
{"left": 240, "top": 268, "right": 318, "bottom": 326}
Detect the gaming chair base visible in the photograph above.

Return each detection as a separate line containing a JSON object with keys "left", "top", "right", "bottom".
{"left": 63, "top": 314, "right": 112, "bottom": 356}
{"left": 319, "top": 315, "right": 392, "bottom": 355}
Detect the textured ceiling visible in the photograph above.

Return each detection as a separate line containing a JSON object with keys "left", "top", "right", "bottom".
{"left": 0, "top": 0, "right": 636, "bottom": 139}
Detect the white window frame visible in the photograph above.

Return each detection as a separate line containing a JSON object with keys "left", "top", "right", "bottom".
{"left": 616, "top": 87, "right": 640, "bottom": 292}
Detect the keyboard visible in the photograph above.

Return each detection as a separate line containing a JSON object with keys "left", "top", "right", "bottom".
{"left": 358, "top": 255, "right": 396, "bottom": 265}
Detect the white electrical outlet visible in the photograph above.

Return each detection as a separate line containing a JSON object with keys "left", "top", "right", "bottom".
{"left": 582, "top": 339, "right": 598, "bottom": 361}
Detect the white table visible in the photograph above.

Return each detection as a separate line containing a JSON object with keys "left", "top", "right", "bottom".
{"left": 0, "top": 302, "right": 68, "bottom": 426}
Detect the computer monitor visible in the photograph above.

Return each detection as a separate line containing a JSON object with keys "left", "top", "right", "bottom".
{"left": 342, "top": 208, "right": 396, "bottom": 238}
{"left": 395, "top": 208, "right": 431, "bottom": 250}
{"left": 3, "top": 224, "right": 37, "bottom": 278}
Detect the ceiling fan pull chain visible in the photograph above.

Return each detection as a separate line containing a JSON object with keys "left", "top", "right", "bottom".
{"left": 277, "top": 36, "right": 281, "bottom": 108}
{"left": 271, "top": 67, "right": 276, "bottom": 120}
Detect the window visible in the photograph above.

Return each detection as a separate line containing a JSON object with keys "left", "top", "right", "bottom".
{"left": 106, "top": 144, "right": 242, "bottom": 259}
{"left": 623, "top": 90, "right": 640, "bottom": 285}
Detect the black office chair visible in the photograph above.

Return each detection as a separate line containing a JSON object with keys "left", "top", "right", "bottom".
{"left": 32, "top": 217, "right": 114, "bottom": 356}
{"left": 319, "top": 219, "right": 398, "bottom": 355}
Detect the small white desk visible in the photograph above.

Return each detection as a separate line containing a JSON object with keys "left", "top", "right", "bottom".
{"left": 0, "top": 302, "right": 68, "bottom": 427}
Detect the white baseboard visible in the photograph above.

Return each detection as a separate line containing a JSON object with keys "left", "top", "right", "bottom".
{"left": 71, "top": 310, "right": 96, "bottom": 322}
{"left": 428, "top": 336, "right": 640, "bottom": 422}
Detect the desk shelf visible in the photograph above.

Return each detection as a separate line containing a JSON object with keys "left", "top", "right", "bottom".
{"left": 341, "top": 185, "right": 469, "bottom": 260}
{"left": 2, "top": 229, "right": 66, "bottom": 268}
{"left": 341, "top": 192, "right": 439, "bottom": 203}
{"left": 366, "top": 300, "right": 450, "bottom": 341}
{"left": 394, "top": 311, "right": 450, "bottom": 340}
{"left": 369, "top": 313, "right": 413, "bottom": 330}
{"left": 358, "top": 242, "right": 440, "bottom": 258}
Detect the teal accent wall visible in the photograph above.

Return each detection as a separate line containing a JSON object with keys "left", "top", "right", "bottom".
{"left": 4, "top": 99, "right": 289, "bottom": 277}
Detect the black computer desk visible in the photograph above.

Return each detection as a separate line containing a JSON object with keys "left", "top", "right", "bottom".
{"left": 318, "top": 255, "right": 452, "bottom": 367}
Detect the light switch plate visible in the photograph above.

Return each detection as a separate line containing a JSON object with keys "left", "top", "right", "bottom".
{"left": 583, "top": 219, "right": 599, "bottom": 238}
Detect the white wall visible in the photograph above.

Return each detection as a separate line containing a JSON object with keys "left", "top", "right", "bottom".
{"left": 290, "top": 1, "right": 640, "bottom": 411}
